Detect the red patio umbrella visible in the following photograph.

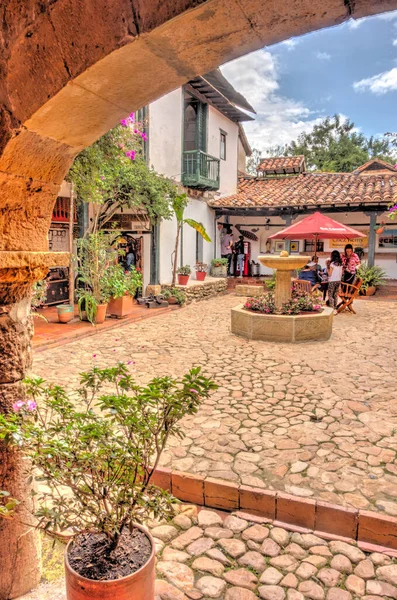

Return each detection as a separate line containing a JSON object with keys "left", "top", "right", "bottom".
{"left": 268, "top": 212, "right": 366, "bottom": 258}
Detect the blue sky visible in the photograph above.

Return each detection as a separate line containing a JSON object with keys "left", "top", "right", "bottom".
{"left": 221, "top": 10, "right": 397, "bottom": 154}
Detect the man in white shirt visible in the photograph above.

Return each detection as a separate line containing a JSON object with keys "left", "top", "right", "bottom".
{"left": 221, "top": 229, "right": 233, "bottom": 276}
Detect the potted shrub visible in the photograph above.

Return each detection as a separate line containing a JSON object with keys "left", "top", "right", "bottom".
{"left": 210, "top": 258, "right": 228, "bottom": 278}
{"left": 1, "top": 364, "right": 217, "bottom": 600}
{"left": 177, "top": 265, "right": 191, "bottom": 286}
{"left": 162, "top": 287, "right": 186, "bottom": 306}
{"left": 195, "top": 262, "right": 208, "bottom": 281}
{"left": 357, "top": 262, "right": 387, "bottom": 296}
{"left": 76, "top": 232, "right": 116, "bottom": 325}
{"left": 105, "top": 265, "right": 143, "bottom": 318}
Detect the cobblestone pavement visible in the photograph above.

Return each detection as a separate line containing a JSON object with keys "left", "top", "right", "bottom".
{"left": 19, "top": 506, "right": 397, "bottom": 600}
{"left": 33, "top": 295, "right": 397, "bottom": 515}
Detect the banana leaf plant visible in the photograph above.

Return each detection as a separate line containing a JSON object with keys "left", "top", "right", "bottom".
{"left": 171, "top": 194, "right": 211, "bottom": 287}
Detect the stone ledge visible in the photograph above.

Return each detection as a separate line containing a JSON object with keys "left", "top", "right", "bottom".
{"left": 231, "top": 304, "right": 333, "bottom": 343}
{"left": 162, "top": 279, "right": 227, "bottom": 304}
{"left": 0, "top": 251, "right": 70, "bottom": 271}
{"left": 152, "top": 466, "right": 397, "bottom": 553}
{"left": 235, "top": 284, "right": 265, "bottom": 297}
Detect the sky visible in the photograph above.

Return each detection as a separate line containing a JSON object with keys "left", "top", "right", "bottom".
{"left": 221, "top": 10, "right": 397, "bottom": 155}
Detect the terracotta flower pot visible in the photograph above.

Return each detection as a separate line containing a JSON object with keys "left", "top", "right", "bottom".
{"left": 195, "top": 271, "right": 206, "bottom": 281}
{"left": 177, "top": 274, "right": 189, "bottom": 286}
{"left": 65, "top": 524, "right": 155, "bottom": 600}
{"left": 95, "top": 303, "right": 108, "bottom": 324}
{"left": 107, "top": 295, "right": 134, "bottom": 318}
{"left": 365, "top": 285, "right": 376, "bottom": 296}
{"left": 57, "top": 304, "right": 74, "bottom": 324}
{"left": 167, "top": 296, "right": 178, "bottom": 305}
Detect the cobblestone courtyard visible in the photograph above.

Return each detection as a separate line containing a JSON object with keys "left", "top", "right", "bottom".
{"left": 33, "top": 295, "right": 397, "bottom": 516}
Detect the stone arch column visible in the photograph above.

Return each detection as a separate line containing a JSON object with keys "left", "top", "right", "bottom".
{"left": 1, "top": 0, "right": 396, "bottom": 596}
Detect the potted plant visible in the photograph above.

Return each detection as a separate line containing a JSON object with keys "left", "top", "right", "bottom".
{"left": 177, "top": 265, "right": 191, "bottom": 286}
{"left": 1, "top": 364, "right": 217, "bottom": 600}
{"left": 195, "top": 262, "right": 208, "bottom": 281}
{"left": 210, "top": 258, "right": 228, "bottom": 278}
{"left": 104, "top": 264, "right": 143, "bottom": 318}
{"left": 76, "top": 232, "right": 117, "bottom": 325}
{"left": 170, "top": 194, "right": 211, "bottom": 286}
{"left": 162, "top": 287, "right": 186, "bottom": 306}
{"left": 56, "top": 304, "right": 74, "bottom": 324}
{"left": 357, "top": 262, "right": 387, "bottom": 296}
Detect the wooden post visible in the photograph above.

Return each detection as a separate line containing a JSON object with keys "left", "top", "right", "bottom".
{"left": 68, "top": 183, "right": 75, "bottom": 305}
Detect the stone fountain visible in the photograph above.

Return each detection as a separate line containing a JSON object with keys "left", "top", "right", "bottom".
{"left": 231, "top": 251, "right": 333, "bottom": 343}
{"left": 258, "top": 250, "right": 308, "bottom": 309}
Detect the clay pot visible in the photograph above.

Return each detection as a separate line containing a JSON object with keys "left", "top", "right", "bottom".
{"left": 167, "top": 296, "right": 178, "bottom": 305}
{"left": 196, "top": 271, "right": 206, "bottom": 281}
{"left": 365, "top": 285, "right": 376, "bottom": 296}
{"left": 375, "top": 227, "right": 385, "bottom": 235}
{"left": 65, "top": 524, "right": 155, "bottom": 600}
{"left": 95, "top": 303, "right": 108, "bottom": 324}
{"left": 177, "top": 274, "right": 189, "bottom": 286}
{"left": 57, "top": 304, "right": 74, "bottom": 324}
{"left": 107, "top": 295, "right": 134, "bottom": 318}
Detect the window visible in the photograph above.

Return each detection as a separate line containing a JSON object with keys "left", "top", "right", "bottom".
{"left": 183, "top": 93, "right": 207, "bottom": 152}
{"left": 220, "top": 130, "right": 227, "bottom": 160}
{"left": 379, "top": 229, "right": 397, "bottom": 248}
{"left": 304, "top": 240, "right": 324, "bottom": 253}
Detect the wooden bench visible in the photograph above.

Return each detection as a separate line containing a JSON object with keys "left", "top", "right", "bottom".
{"left": 337, "top": 277, "right": 363, "bottom": 314}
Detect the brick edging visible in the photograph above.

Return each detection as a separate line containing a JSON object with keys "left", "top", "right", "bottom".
{"left": 151, "top": 467, "right": 397, "bottom": 553}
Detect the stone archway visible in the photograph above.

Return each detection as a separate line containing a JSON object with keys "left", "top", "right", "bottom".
{"left": 1, "top": 0, "right": 397, "bottom": 596}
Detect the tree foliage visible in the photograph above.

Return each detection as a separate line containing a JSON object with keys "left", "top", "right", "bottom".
{"left": 67, "top": 124, "right": 177, "bottom": 232}
{"left": 279, "top": 115, "right": 396, "bottom": 172}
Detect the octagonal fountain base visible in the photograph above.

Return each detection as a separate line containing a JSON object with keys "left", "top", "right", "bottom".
{"left": 231, "top": 305, "right": 333, "bottom": 343}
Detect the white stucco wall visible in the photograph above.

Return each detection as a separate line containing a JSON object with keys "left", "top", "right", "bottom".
{"left": 228, "top": 211, "right": 397, "bottom": 278}
{"left": 207, "top": 106, "right": 239, "bottom": 197}
{"left": 148, "top": 89, "right": 183, "bottom": 181}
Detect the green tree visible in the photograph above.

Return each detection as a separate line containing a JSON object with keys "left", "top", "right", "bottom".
{"left": 67, "top": 120, "right": 176, "bottom": 233}
{"left": 281, "top": 115, "right": 395, "bottom": 172}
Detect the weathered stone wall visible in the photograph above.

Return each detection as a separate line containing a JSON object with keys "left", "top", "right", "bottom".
{"left": 162, "top": 279, "right": 227, "bottom": 304}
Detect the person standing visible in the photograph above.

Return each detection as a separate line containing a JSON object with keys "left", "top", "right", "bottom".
{"left": 342, "top": 243, "right": 360, "bottom": 285}
{"left": 125, "top": 245, "right": 136, "bottom": 272}
{"left": 327, "top": 250, "right": 343, "bottom": 314}
{"left": 221, "top": 228, "right": 233, "bottom": 276}
{"left": 235, "top": 235, "right": 245, "bottom": 278}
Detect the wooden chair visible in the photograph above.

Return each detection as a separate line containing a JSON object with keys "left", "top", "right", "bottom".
{"left": 293, "top": 279, "right": 320, "bottom": 294}
{"left": 337, "top": 277, "right": 363, "bottom": 314}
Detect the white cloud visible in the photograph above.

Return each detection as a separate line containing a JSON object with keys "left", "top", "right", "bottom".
{"left": 221, "top": 50, "right": 323, "bottom": 152}
{"left": 393, "top": 39, "right": 397, "bottom": 46}
{"left": 354, "top": 67, "right": 397, "bottom": 94}
{"left": 347, "top": 18, "right": 366, "bottom": 30}
{"left": 375, "top": 10, "right": 397, "bottom": 21}
{"left": 316, "top": 52, "right": 331, "bottom": 60}
{"left": 281, "top": 38, "right": 299, "bottom": 51}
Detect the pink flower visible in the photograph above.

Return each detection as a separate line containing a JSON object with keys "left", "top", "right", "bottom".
{"left": 120, "top": 119, "right": 128, "bottom": 127}
{"left": 12, "top": 400, "right": 25, "bottom": 412}
{"left": 127, "top": 360, "right": 132, "bottom": 365}
{"left": 189, "top": 388, "right": 199, "bottom": 394}
{"left": 129, "top": 112, "right": 135, "bottom": 122}
{"left": 93, "top": 354, "right": 97, "bottom": 358}
{"left": 125, "top": 150, "right": 136, "bottom": 161}
{"left": 141, "top": 132, "right": 148, "bottom": 142}
{"left": 26, "top": 400, "right": 37, "bottom": 412}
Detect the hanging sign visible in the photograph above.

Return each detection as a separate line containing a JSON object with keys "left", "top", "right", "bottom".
{"left": 329, "top": 230, "right": 368, "bottom": 248}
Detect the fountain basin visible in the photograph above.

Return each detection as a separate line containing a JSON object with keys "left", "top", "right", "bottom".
{"left": 258, "top": 254, "right": 308, "bottom": 271}
{"left": 231, "top": 304, "right": 333, "bottom": 343}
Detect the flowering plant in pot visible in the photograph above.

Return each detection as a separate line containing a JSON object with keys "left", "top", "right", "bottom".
{"left": 104, "top": 265, "right": 143, "bottom": 317}
{"left": 177, "top": 265, "right": 191, "bottom": 286}
{"left": 195, "top": 262, "right": 208, "bottom": 281}
{"left": 162, "top": 287, "right": 186, "bottom": 306}
{"left": 0, "top": 363, "right": 217, "bottom": 600}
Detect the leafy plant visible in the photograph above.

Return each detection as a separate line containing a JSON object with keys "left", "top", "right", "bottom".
{"left": 76, "top": 231, "right": 117, "bottom": 323}
{"left": 171, "top": 194, "right": 211, "bottom": 286}
{"left": 103, "top": 264, "right": 143, "bottom": 299}
{"left": 0, "top": 491, "right": 19, "bottom": 520}
{"left": 195, "top": 262, "right": 207, "bottom": 272}
{"left": 211, "top": 258, "right": 228, "bottom": 267}
{"left": 0, "top": 364, "right": 217, "bottom": 552}
{"left": 265, "top": 270, "right": 276, "bottom": 291}
{"left": 30, "top": 280, "right": 49, "bottom": 322}
{"left": 162, "top": 288, "right": 186, "bottom": 305}
{"left": 177, "top": 265, "right": 191, "bottom": 276}
{"left": 357, "top": 262, "right": 387, "bottom": 293}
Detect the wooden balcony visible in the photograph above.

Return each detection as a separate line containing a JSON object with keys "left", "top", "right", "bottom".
{"left": 182, "top": 150, "right": 220, "bottom": 190}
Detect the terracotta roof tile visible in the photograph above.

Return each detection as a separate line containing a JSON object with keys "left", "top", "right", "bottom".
{"left": 257, "top": 155, "right": 305, "bottom": 174}
{"left": 353, "top": 159, "right": 397, "bottom": 174}
{"left": 208, "top": 173, "right": 397, "bottom": 209}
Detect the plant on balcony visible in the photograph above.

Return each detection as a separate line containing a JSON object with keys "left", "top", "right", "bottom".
{"left": 76, "top": 231, "right": 116, "bottom": 325}
{"left": 171, "top": 194, "right": 211, "bottom": 286}
{"left": 0, "top": 364, "right": 217, "bottom": 600}
{"left": 103, "top": 264, "right": 143, "bottom": 317}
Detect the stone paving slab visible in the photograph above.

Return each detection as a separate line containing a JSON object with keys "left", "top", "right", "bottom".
{"left": 33, "top": 295, "right": 397, "bottom": 515}
{"left": 18, "top": 506, "right": 397, "bottom": 600}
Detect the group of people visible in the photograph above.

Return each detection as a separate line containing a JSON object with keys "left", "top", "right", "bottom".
{"left": 298, "top": 244, "right": 361, "bottom": 314}
{"left": 221, "top": 230, "right": 246, "bottom": 277}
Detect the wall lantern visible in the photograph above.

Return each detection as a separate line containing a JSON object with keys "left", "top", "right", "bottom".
{"left": 265, "top": 218, "right": 271, "bottom": 230}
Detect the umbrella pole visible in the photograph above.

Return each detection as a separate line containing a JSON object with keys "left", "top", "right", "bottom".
{"left": 314, "top": 234, "right": 318, "bottom": 260}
